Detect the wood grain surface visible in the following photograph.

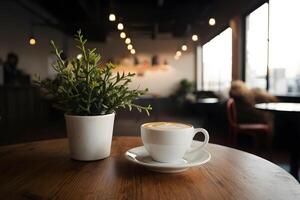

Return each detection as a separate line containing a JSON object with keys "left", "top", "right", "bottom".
{"left": 0, "top": 136, "right": 299, "bottom": 200}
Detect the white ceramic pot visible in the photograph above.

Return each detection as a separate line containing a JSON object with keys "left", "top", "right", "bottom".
{"left": 65, "top": 113, "right": 115, "bottom": 161}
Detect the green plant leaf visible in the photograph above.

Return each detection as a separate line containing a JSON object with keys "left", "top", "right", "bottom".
{"left": 35, "top": 31, "right": 151, "bottom": 116}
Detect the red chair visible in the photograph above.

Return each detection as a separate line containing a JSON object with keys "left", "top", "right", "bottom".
{"left": 227, "top": 98, "right": 272, "bottom": 151}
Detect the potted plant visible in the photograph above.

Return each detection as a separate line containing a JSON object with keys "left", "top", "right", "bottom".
{"left": 37, "top": 30, "right": 151, "bottom": 161}
{"left": 172, "top": 79, "right": 196, "bottom": 105}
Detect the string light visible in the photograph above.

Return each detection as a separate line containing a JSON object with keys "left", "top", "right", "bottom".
{"left": 127, "top": 44, "right": 133, "bottom": 50}
{"left": 125, "top": 38, "right": 131, "bottom": 44}
{"left": 116, "top": 18, "right": 136, "bottom": 54}
{"left": 209, "top": 18, "right": 216, "bottom": 26}
{"left": 120, "top": 32, "right": 126, "bottom": 38}
{"left": 192, "top": 35, "right": 198, "bottom": 41}
{"left": 77, "top": 54, "right": 83, "bottom": 59}
{"left": 109, "top": 13, "right": 116, "bottom": 21}
{"left": 130, "top": 49, "right": 136, "bottom": 54}
{"left": 174, "top": 55, "right": 180, "bottom": 60}
{"left": 181, "top": 45, "right": 187, "bottom": 51}
{"left": 176, "top": 51, "right": 182, "bottom": 57}
{"left": 117, "top": 23, "right": 124, "bottom": 30}
{"left": 29, "top": 37, "right": 36, "bottom": 45}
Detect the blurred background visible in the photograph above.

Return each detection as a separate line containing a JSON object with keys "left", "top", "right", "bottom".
{"left": 1, "top": 0, "right": 300, "bottom": 176}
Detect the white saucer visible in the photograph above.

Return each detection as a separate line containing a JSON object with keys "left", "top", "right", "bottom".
{"left": 124, "top": 140, "right": 211, "bottom": 173}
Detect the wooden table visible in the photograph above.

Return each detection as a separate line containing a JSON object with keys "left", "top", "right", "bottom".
{"left": 256, "top": 102, "right": 300, "bottom": 180}
{"left": 0, "top": 137, "right": 299, "bottom": 200}
{"left": 255, "top": 102, "right": 300, "bottom": 113}
{"left": 196, "top": 97, "right": 219, "bottom": 104}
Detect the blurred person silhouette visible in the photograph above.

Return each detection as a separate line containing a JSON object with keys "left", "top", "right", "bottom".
{"left": 3, "top": 52, "right": 30, "bottom": 85}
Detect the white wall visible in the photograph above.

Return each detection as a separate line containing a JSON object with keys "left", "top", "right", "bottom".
{"left": 68, "top": 38, "right": 195, "bottom": 96}
{"left": 0, "top": 1, "right": 196, "bottom": 97}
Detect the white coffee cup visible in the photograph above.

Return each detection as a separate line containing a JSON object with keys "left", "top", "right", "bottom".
{"left": 141, "top": 122, "right": 209, "bottom": 163}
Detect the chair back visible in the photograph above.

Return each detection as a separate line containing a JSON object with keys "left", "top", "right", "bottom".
{"left": 227, "top": 98, "right": 237, "bottom": 128}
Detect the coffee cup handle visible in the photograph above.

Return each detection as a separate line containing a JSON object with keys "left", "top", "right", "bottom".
{"left": 189, "top": 128, "right": 209, "bottom": 152}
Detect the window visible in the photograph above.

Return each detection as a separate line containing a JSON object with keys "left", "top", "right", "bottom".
{"left": 245, "top": 0, "right": 300, "bottom": 96}
{"left": 245, "top": 3, "right": 268, "bottom": 89}
{"left": 269, "top": 0, "right": 300, "bottom": 96}
{"left": 196, "top": 45, "right": 203, "bottom": 90}
{"left": 202, "top": 28, "right": 232, "bottom": 91}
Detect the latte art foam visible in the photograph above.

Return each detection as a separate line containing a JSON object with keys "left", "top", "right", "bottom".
{"left": 143, "top": 122, "right": 192, "bottom": 130}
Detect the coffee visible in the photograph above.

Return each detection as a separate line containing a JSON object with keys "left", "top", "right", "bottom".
{"left": 142, "top": 122, "right": 192, "bottom": 130}
{"left": 141, "top": 121, "right": 209, "bottom": 163}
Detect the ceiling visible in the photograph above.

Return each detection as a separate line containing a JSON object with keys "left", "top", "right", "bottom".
{"left": 16, "top": 0, "right": 266, "bottom": 43}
